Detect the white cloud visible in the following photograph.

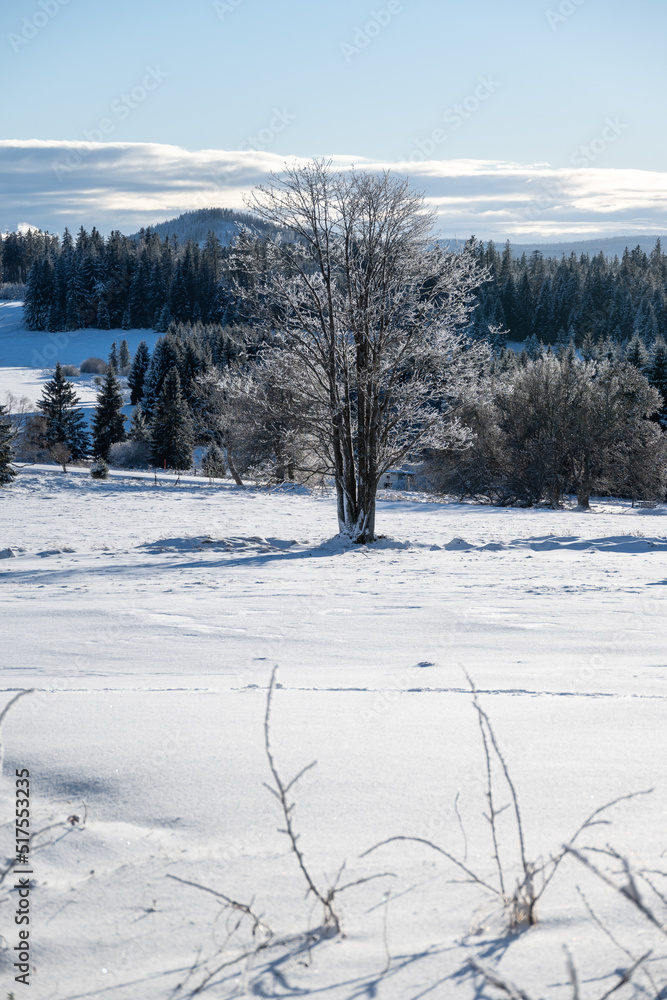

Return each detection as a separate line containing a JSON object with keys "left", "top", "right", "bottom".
{"left": 1, "top": 140, "right": 667, "bottom": 241}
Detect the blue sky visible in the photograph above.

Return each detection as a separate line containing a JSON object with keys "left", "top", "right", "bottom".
{"left": 2, "top": 0, "right": 666, "bottom": 238}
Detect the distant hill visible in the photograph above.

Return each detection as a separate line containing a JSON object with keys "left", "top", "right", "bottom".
{"left": 501, "top": 235, "right": 664, "bottom": 260}
{"left": 129, "top": 207, "right": 277, "bottom": 245}
{"left": 437, "top": 235, "right": 666, "bottom": 260}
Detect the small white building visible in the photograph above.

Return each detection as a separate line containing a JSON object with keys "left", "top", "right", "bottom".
{"left": 379, "top": 468, "right": 416, "bottom": 491}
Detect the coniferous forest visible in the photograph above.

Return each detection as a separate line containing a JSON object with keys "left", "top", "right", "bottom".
{"left": 4, "top": 224, "right": 667, "bottom": 348}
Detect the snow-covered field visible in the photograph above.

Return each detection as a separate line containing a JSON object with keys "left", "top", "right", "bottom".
{"left": 0, "top": 301, "right": 160, "bottom": 416}
{"left": 2, "top": 469, "right": 667, "bottom": 998}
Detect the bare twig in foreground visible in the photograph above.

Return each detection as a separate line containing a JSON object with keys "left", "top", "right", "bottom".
{"left": 264, "top": 666, "right": 340, "bottom": 931}
{"left": 468, "top": 955, "right": 535, "bottom": 1000}
{"left": 566, "top": 847, "right": 667, "bottom": 937}
{"left": 0, "top": 689, "right": 34, "bottom": 778}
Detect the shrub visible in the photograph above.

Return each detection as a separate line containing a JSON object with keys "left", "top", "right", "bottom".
{"left": 50, "top": 442, "right": 71, "bottom": 471}
{"left": 90, "top": 456, "right": 109, "bottom": 479}
{"left": 108, "top": 440, "right": 151, "bottom": 469}
{"left": 80, "top": 357, "right": 108, "bottom": 375}
{"left": 60, "top": 364, "right": 80, "bottom": 377}
{"left": 14, "top": 414, "right": 50, "bottom": 462}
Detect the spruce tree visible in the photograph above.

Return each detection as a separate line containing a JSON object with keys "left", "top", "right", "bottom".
{"left": 150, "top": 368, "right": 194, "bottom": 470}
{"left": 128, "top": 341, "right": 150, "bottom": 405}
{"left": 128, "top": 258, "right": 150, "bottom": 327}
{"left": 92, "top": 367, "right": 126, "bottom": 459}
{"left": 524, "top": 333, "right": 542, "bottom": 360}
{"left": 580, "top": 331, "right": 596, "bottom": 361}
{"left": 119, "top": 339, "right": 131, "bottom": 373}
{"left": 554, "top": 327, "right": 569, "bottom": 358}
{"left": 24, "top": 257, "right": 55, "bottom": 330}
{"left": 624, "top": 334, "right": 650, "bottom": 370}
{"left": 97, "top": 301, "right": 111, "bottom": 330}
{"left": 202, "top": 442, "right": 226, "bottom": 478}
{"left": 155, "top": 304, "right": 172, "bottom": 333}
{"left": 169, "top": 269, "right": 191, "bottom": 322}
{"left": 46, "top": 301, "right": 64, "bottom": 333}
{"left": 129, "top": 406, "right": 150, "bottom": 442}
{"left": 647, "top": 337, "right": 667, "bottom": 426}
{"left": 108, "top": 341, "right": 119, "bottom": 371}
{"left": 38, "top": 362, "right": 90, "bottom": 460}
{"left": 141, "top": 336, "right": 182, "bottom": 420}
{"left": 0, "top": 405, "right": 16, "bottom": 487}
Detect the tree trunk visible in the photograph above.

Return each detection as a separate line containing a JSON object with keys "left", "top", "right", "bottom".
{"left": 224, "top": 448, "right": 244, "bottom": 487}
{"left": 334, "top": 477, "right": 376, "bottom": 542}
{"left": 573, "top": 455, "right": 592, "bottom": 509}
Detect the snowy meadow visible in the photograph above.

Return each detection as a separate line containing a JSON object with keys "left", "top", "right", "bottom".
{"left": 1, "top": 466, "right": 667, "bottom": 998}
{"left": 3, "top": 172, "right": 667, "bottom": 996}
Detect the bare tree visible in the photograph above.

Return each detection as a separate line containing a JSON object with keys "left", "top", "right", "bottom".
{"left": 231, "top": 160, "right": 488, "bottom": 542}
{"left": 50, "top": 441, "right": 71, "bottom": 472}
{"left": 195, "top": 358, "right": 311, "bottom": 486}
{"left": 3, "top": 392, "right": 33, "bottom": 441}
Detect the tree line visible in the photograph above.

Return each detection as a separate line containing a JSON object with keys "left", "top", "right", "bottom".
{"left": 18, "top": 226, "right": 252, "bottom": 333}
{"left": 13, "top": 220, "right": 667, "bottom": 351}
{"left": 469, "top": 236, "right": 667, "bottom": 346}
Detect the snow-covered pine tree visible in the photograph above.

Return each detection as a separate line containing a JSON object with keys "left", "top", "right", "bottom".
{"left": 97, "top": 301, "right": 111, "bottom": 330}
{"left": 141, "top": 337, "right": 182, "bottom": 421}
{"left": 129, "top": 406, "right": 150, "bottom": 442}
{"left": 155, "top": 304, "right": 172, "bottom": 333}
{"left": 144, "top": 262, "right": 165, "bottom": 325}
{"left": 647, "top": 336, "right": 667, "bottom": 426}
{"left": 119, "top": 339, "right": 131, "bottom": 374}
{"left": 202, "top": 442, "right": 226, "bottom": 478}
{"left": 128, "top": 341, "right": 151, "bottom": 405}
{"left": 524, "top": 333, "right": 542, "bottom": 360}
{"left": 150, "top": 367, "right": 194, "bottom": 470}
{"left": 633, "top": 299, "right": 653, "bottom": 340}
{"left": 23, "top": 256, "right": 56, "bottom": 330}
{"left": 38, "top": 362, "right": 90, "bottom": 460}
{"left": 0, "top": 405, "right": 16, "bottom": 486}
{"left": 553, "top": 327, "right": 569, "bottom": 357}
{"left": 128, "top": 258, "right": 150, "bottom": 328}
{"left": 90, "top": 456, "right": 109, "bottom": 479}
{"left": 624, "top": 334, "right": 650, "bottom": 370}
{"left": 108, "top": 341, "right": 119, "bottom": 371}
{"left": 169, "top": 269, "right": 191, "bottom": 323}
{"left": 580, "top": 331, "right": 596, "bottom": 362}
{"left": 92, "top": 367, "right": 126, "bottom": 459}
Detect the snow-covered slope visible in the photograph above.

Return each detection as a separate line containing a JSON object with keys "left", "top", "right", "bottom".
{"left": 0, "top": 301, "right": 161, "bottom": 414}
{"left": 1, "top": 471, "right": 666, "bottom": 998}
{"left": 129, "top": 206, "right": 277, "bottom": 246}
